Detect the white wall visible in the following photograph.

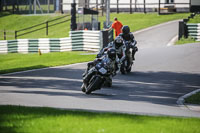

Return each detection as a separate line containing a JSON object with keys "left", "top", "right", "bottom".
{"left": 62, "top": 0, "right": 79, "bottom": 12}
{"left": 62, "top": 0, "right": 194, "bottom": 12}
{"left": 191, "top": 0, "right": 200, "bottom": 6}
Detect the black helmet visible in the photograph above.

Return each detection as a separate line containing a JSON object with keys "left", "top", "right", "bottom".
{"left": 114, "top": 36, "right": 123, "bottom": 49}
{"left": 107, "top": 48, "right": 116, "bottom": 61}
{"left": 122, "top": 26, "right": 130, "bottom": 35}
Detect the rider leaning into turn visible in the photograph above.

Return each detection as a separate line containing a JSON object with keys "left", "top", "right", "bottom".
{"left": 119, "top": 25, "right": 138, "bottom": 60}
{"left": 97, "top": 36, "right": 126, "bottom": 65}
{"left": 82, "top": 48, "right": 117, "bottom": 92}
{"left": 98, "top": 26, "right": 138, "bottom": 63}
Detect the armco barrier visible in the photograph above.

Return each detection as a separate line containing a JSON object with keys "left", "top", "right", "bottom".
{"left": 0, "top": 30, "right": 103, "bottom": 54}
{"left": 0, "top": 38, "right": 71, "bottom": 54}
{"left": 187, "top": 23, "right": 200, "bottom": 41}
{"left": 70, "top": 30, "right": 102, "bottom": 51}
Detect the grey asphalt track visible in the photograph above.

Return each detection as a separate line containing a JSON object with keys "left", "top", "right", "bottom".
{"left": 0, "top": 20, "right": 200, "bottom": 117}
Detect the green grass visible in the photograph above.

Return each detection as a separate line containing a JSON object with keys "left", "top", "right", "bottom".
{"left": 0, "top": 12, "right": 191, "bottom": 74}
{"left": 0, "top": 12, "right": 71, "bottom": 40}
{"left": 0, "top": 52, "right": 95, "bottom": 74}
{"left": 185, "top": 92, "right": 200, "bottom": 104}
{"left": 176, "top": 36, "right": 199, "bottom": 45}
{"left": 0, "top": 12, "right": 190, "bottom": 40}
{"left": 188, "top": 14, "right": 200, "bottom": 23}
{"left": 106, "top": 13, "right": 190, "bottom": 32}
{"left": 0, "top": 105, "right": 200, "bottom": 133}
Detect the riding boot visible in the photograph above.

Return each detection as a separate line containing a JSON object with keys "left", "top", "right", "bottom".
{"left": 132, "top": 47, "right": 138, "bottom": 60}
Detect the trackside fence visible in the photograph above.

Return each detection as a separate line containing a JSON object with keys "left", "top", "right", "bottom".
{"left": 0, "top": 15, "right": 71, "bottom": 40}
{"left": 0, "top": 30, "right": 104, "bottom": 54}
{"left": 187, "top": 23, "right": 200, "bottom": 41}
{"left": 178, "top": 12, "right": 200, "bottom": 41}
{"left": 16, "top": 14, "right": 71, "bottom": 39}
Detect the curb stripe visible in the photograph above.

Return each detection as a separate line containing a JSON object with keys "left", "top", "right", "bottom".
{"left": 177, "top": 89, "right": 200, "bottom": 110}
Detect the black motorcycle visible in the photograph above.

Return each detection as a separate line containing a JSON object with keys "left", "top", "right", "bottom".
{"left": 81, "top": 56, "right": 114, "bottom": 94}
{"left": 120, "top": 41, "right": 135, "bottom": 74}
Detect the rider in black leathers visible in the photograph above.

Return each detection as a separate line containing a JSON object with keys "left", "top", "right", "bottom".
{"left": 119, "top": 25, "right": 138, "bottom": 60}
{"left": 82, "top": 48, "right": 117, "bottom": 92}
{"left": 97, "top": 36, "right": 126, "bottom": 68}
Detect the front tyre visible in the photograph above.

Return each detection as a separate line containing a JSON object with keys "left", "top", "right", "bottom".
{"left": 104, "top": 78, "right": 112, "bottom": 87}
{"left": 81, "top": 83, "right": 86, "bottom": 92}
{"left": 86, "top": 76, "right": 101, "bottom": 94}
{"left": 120, "top": 64, "right": 126, "bottom": 74}
{"left": 126, "top": 62, "right": 133, "bottom": 73}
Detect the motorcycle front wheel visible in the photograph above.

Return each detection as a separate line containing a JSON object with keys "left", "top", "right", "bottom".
{"left": 86, "top": 76, "right": 102, "bottom": 94}
{"left": 126, "top": 62, "right": 133, "bottom": 73}
{"left": 120, "top": 63, "right": 126, "bottom": 74}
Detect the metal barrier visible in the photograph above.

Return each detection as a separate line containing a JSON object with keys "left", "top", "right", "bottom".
{"left": 70, "top": 30, "right": 102, "bottom": 51}
{"left": 0, "top": 15, "right": 71, "bottom": 40}
{"left": 187, "top": 23, "right": 200, "bottom": 41}
{"left": 178, "top": 13, "right": 197, "bottom": 40}
{"left": 101, "top": 29, "right": 113, "bottom": 48}
{"left": 15, "top": 15, "right": 71, "bottom": 39}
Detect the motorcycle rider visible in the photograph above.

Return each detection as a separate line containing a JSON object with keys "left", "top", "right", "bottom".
{"left": 82, "top": 48, "right": 117, "bottom": 92}
{"left": 97, "top": 36, "right": 126, "bottom": 67}
{"left": 119, "top": 25, "right": 138, "bottom": 60}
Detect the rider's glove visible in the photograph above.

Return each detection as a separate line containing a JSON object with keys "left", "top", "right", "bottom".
{"left": 96, "top": 54, "right": 102, "bottom": 58}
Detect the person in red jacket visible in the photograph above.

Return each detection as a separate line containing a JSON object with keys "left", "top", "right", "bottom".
{"left": 107, "top": 17, "right": 123, "bottom": 37}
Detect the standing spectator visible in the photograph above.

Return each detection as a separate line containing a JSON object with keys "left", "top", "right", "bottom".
{"left": 107, "top": 17, "right": 123, "bottom": 37}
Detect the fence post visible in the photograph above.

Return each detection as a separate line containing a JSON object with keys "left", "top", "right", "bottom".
{"left": 15, "top": 31, "right": 17, "bottom": 39}
{"left": 144, "top": 0, "right": 146, "bottom": 14}
{"left": 46, "top": 21, "right": 48, "bottom": 36}
{"left": 158, "top": 0, "right": 161, "bottom": 15}
{"left": 71, "top": 1, "right": 77, "bottom": 31}
{"left": 101, "top": 1, "right": 104, "bottom": 16}
{"left": 4, "top": 29, "right": 6, "bottom": 40}
{"left": 117, "top": 0, "right": 119, "bottom": 14}
{"left": 130, "top": 0, "right": 132, "bottom": 14}
{"left": 96, "top": 0, "right": 98, "bottom": 11}
{"left": 0, "top": 0, "right": 2, "bottom": 12}
{"left": 135, "top": 0, "right": 137, "bottom": 12}
{"left": 178, "top": 21, "right": 188, "bottom": 40}
{"left": 47, "top": 0, "right": 50, "bottom": 13}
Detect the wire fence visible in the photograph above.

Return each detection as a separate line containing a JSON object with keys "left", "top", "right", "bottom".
{"left": 0, "top": 14, "right": 71, "bottom": 40}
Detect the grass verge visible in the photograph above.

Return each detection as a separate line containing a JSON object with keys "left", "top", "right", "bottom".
{"left": 185, "top": 92, "right": 200, "bottom": 105}
{"left": 0, "top": 105, "right": 200, "bottom": 133}
{"left": 0, "top": 12, "right": 190, "bottom": 40}
{"left": 0, "top": 52, "right": 95, "bottom": 74}
{"left": 0, "top": 12, "right": 71, "bottom": 40}
{"left": 106, "top": 13, "right": 190, "bottom": 32}
{"left": 175, "top": 36, "right": 199, "bottom": 45}
{"left": 188, "top": 14, "right": 200, "bottom": 23}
